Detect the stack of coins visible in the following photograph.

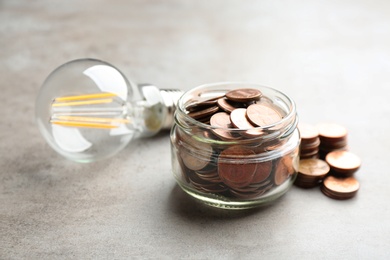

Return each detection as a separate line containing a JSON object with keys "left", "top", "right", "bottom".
{"left": 317, "top": 123, "right": 348, "bottom": 159}
{"left": 175, "top": 88, "right": 298, "bottom": 199}
{"left": 298, "top": 123, "right": 320, "bottom": 159}
{"left": 295, "top": 122, "right": 362, "bottom": 200}
{"left": 321, "top": 176, "right": 360, "bottom": 200}
{"left": 294, "top": 159, "right": 330, "bottom": 188}
{"left": 325, "top": 150, "right": 361, "bottom": 177}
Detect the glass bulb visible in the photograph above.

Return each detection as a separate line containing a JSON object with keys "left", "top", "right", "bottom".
{"left": 36, "top": 58, "right": 182, "bottom": 163}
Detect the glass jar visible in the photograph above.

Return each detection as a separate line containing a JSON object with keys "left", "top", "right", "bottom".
{"left": 170, "top": 82, "right": 300, "bottom": 209}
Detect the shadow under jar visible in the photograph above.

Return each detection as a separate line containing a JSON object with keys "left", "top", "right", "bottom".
{"left": 170, "top": 82, "right": 300, "bottom": 209}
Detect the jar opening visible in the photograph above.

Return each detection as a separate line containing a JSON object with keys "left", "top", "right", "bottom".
{"left": 175, "top": 82, "right": 297, "bottom": 142}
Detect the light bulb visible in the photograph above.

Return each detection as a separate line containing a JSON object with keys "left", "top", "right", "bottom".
{"left": 36, "top": 58, "right": 183, "bottom": 162}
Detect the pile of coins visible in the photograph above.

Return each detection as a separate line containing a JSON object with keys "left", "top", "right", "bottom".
{"left": 321, "top": 176, "right": 360, "bottom": 200}
{"left": 294, "top": 158, "right": 330, "bottom": 188}
{"left": 187, "top": 88, "right": 285, "bottom": 135}
{"left": 298, "top": 123, "right": 320, "bottom": 159}
{"left": 317, "top": 123, "right": 348, "bottom": 159}
{"left": 174, "top": 88, "right": 298, "bottom": 199}
{"left": 296, "top": 123, "right": 361, "bottom": 200}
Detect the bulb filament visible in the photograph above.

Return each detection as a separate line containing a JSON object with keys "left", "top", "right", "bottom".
{"left": 50, "top": 92, "right": 130, "bottom": 129}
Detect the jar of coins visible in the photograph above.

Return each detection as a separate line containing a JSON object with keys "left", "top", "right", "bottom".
{"left": 170, "top": 82, "right": 300, "bottom": 209}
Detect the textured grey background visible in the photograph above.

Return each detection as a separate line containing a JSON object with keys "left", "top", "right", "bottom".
{"left": 1, "top": 0, "right": 389, "bottom": 259}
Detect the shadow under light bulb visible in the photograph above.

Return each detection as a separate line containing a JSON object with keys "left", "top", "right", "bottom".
{"left": 36, "top": 58, "right": 182, "bottom": 162}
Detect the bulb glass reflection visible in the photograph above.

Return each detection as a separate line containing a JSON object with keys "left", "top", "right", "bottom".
{"left": 36, "top": 58, "right": 173, "bottom": 162}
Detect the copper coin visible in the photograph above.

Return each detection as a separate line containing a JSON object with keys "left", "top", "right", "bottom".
{"left": 300, "top": 138, "right": 321, "bottom": 150}
{"left": 322, "top": 176, "right": 359, "bottom": 200}
{"left": 187, "top": 105, "right": 219, "bottom": 120}
{"left": 320, "top": 139, "right": 348, "bottom": 150}
{"left": 230, "top": 108, "right": 256, "bottom": 129}
{"left": 229, "top": 185, "right": 272, "bottom": 199}
{"left": 325, "top": 150, "right": 361, "bottom": 175}
{"left": 180, "top": 141, "right": 213, "bottom": 171}
{"left": 186, "top": 99, "right": 218, "bottom": 112}
{"left": 210, "top": 112, "right": 239, "bottom": 140}
{"left": 274, "top": 156, "right": 295, "bottom": 186}
{"left": 217, "top": 98, "right": 241, "bottom": 113}
{"left": 298, "top": 123, "right": 319, "bottom": 143}
{"left": 300, "top": 149, "right": 320, "bottom": 158}
{"left": 230, "top": 108, "right": 263, "bottom": 137}
{"left": 225, "top": 88, "right": 262, "bottom": 102}
{"left": 218, "top": 146, "right": 257, "bottom": 188}
{"left": 252, "top": 160, "right": 273, "bottom": 183}
{"left": 317, "top": 123, "right": 347, "bottom": 140}
{"left": 300, "top": 154, "right": 320, "bottom": 160}
{"left": 299, "top": 159, "right": 330, "bottom": 177}
{"left": 246, "top": 104, "right": 282, "bottom": 127}
{"left": 210, "top": 112, "right": 232, "bottom": 128}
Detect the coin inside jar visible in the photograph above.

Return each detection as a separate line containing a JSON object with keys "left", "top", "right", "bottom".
{"left": 246, "top": 103, "right": 283, "bottom": 127}
{"left": 218, "top": 146, "right": 257, "bottom": 188}
{"left": 217, "top": 98, "right": 240, "bottom": 113}
{"left": 230, "top": 108, "right": 262, "bottom": 137}
{"left": 225, "top": 88, "right": 262, "bottom": 102}
{"left": 210, "top": 112, "right": 238, "bottom": 140}
{"left": 273, "top": 156, "right": 294, "bottom": 186}
{"left": 230, "top": 108, "right": 255, "bottom": 129}
{"left": 187, "top": 105, "right": 219, "bottom": 120}
{"left": 179, "top": 137, "right": 213, "bottom": 171}
{"left": 252, "top": 160, "right": 273, "bottom": 183}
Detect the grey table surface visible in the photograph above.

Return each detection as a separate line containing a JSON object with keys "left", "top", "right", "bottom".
{"left": 1, "top": 0, "right": 390, "bottom": 259}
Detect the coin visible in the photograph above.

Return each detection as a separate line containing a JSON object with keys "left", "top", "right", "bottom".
{"left": 252, "top": 160, "right": 273, "bottom": 183}
{"left": 246, "top": 103, "right": 282, "bottom": 127}
{"left": 186, "top": 99, "right": 218, "bottom": 112}
{"left": 321, "top": 176, "right": 359, "bottom": 200}
{"left": 325, "top": 150, "right": 361, "bottom": 176}
{"left": 217, "top": 98, "right": 240, "bottom": 113}
{"left": 226, "top": 88, "right": 262, "bottom": 102}
{"left": 317, "top": 123, "right": 347, "bottom": 141}
{"left": 301, "top": 137, "right": 320, "bottom": 147}
{"left": 299, "top": 159, "right": 330, "bottom": 177}
{"left": 187, "top": 105, "right": 219, "bottom": 120}
{"left": 230, "top": 108, "right": 262, "bottom": 137}
{"left": 298, "top": 123, "right": 319, "bottom": 143}
{"left": 230, "top": 108, "right": 255, "bottom": 129}
{"left": 273, "top": 156, "right": 294, "bottom": 186}
{"left": 218, "top": 146, "right": 257, "bottom": 188}
{"left": 210, "top": 112, "right": 238, "bottom": 140}
{"left": 229, "top": 185, "right": 272, "bottom": 199}
{"left": 180, "top": 139, "right": 213, "bottom": 171}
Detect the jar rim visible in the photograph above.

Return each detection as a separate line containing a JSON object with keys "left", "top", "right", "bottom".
{"left": 176, "top": 82, "right": 296, "bottom": 135}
